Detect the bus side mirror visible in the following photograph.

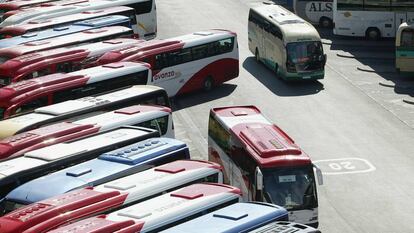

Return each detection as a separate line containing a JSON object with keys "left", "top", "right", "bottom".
{"left": 255, "top": 166, "right": 263, "bottom": 190}
{"left": 323, "top": 54, "right": 327, "bottom": 66}
{"left": 313, "top": 164, "right": 323, "bottom": 185}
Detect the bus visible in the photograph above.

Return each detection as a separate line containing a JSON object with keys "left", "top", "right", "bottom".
{"left": 0, "top": 104, "right": 174, "bottom": 161}
{"left": 248, "top": 4, "right": 326, "bottom": 80}
{"left": 49, "top": 183, "right": 242, "bottom": 233}
{"left": 163, "top": 202, "right": 288, "bottom": 233}
{"left": 208, "top": 105, "right": 323, "bottom": 227}
{"left": 333, "top": 0, "right": 414, "bottom": 40}
{"left": 248, "top": 221, "right": 321, "bottom": 233}
{"left": 0, "top": 0, "right": 157, "bottom": 39}
{"left": 293, "top": 0, "right": 333, "bottom": 27}
{"left": 0, "top": 38, "right": 143, "bottom": 86}
{"left": 0, "top": 26, "right": 133, "bottom": 66}
{"left": 396, "top": 22, "right": 414, "bottom": 73}
{"left": 0, "top": 61, "right": 150, "bottom": 119}
{"left": 0, "top": 85, "right": 169, "bottom": 139}
{"left": 97, "top": 29, "right": 239, "bottom": 97}
{"left": 3, "top": 137, "right": 189, "bottom": 209}
{"left": 0, "top": 160, "right": 223, "bottom": 232}
{"left": 0, "top": 15, "right": 131, "bottom": 49}
{"left": 0, "top": 6, "right": 136, "bottom": 38}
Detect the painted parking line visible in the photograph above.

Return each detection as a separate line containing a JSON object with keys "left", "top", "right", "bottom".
{"left": 313, "top": 157, "right": 376, "bottom": 175}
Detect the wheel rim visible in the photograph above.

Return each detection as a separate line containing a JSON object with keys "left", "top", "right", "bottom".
{"left": 368, "top": 30, "right": 378, "bottom": 40}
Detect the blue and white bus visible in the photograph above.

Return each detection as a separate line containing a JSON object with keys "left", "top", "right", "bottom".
{"left": 0, "top": 15, "right": 131, "bottom": 48}
{"left": 49, "top": 183, "right": 242, "bottom": 233}
{"left": 163, "top": 202, "right": 288, "bottom": 233}
{"left": 4, "top": 138, "right": 190, "bottom": 207}
{"left": 0, "top": 160, "right": 223, "bottom": 232}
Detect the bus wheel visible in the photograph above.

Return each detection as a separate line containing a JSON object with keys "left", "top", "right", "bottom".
{"left": 203, "top": 76, "right": 213, "bottom": 91}
{"left": 319, "top": 17, "right": 332, "bottom": 28}
{"left": 255, "top": 48, "right": 260, "bottom": 63}
{"left": 366, "top": 28, "right": 381, "bottom": 40}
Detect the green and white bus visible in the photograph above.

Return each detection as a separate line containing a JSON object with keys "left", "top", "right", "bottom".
{"left": 248, "top": 3, "right": 326, "bottom": 81}
{"left": 396, "top": 22, "right": 414, "bottom": 73}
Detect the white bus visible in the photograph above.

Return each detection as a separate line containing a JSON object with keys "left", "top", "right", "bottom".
{"left": 98, "top": 29, "right": 239, "bottom": 97}
{"left": 49, "top": 183, "right": 241, "bottom": 233}
{"left": 333, "top": 0, "right": 414, "bottom": 40}
{"left": 248, "top": 3, "right": 326, "bottom": 81}
{"left": 0, "top": 160, "right": 223, "bottom": 232}
{"left": 293, "top": 0, "right": 333, "bottom": 27}
{"left": 0, "top": 0, "right": 157, "bottom": 39}
{"left": 0, "top": 85, "right": 170, "bottom": 139}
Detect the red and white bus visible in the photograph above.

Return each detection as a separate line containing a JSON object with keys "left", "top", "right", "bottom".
{"left": 0, "top": 61, "right": 150, "bottom": 119}
{"left": 1, "top": 0, "right": 157, "bottom": 39}
{"left": 97, "top": 29, "right": 239, "bottom": 97}
{"left": 0, "top": 85, "right": 169, "bottom": 139}
{"left": 0, "top": 26, "right": 133, "bottom": 66}
{"left": 0, "top": 6, "right": 136, "bottom": 38}
{"left": 0, "top": 160, "right": 223, "bottom": 232}
{"left": 49, "top": 183, "right": 241, "bottom": 233}
{"left": 208, "top": 106, "right": 323, "bottom": 227}
{"left": 0, "top": 0, "right": 59, "bottom": 18}
{"left": 0, "top": 38, "right": 143, "bottom": 86}
{"left": 0, "top": 104, "right": 173, "bottom": 161}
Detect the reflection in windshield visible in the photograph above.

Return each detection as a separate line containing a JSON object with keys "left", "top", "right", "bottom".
{"left": 263, "top": 166, "right": 317, "bottom": 210}
{"left": 286, "top": 41, "right": 324, "bottom": 72}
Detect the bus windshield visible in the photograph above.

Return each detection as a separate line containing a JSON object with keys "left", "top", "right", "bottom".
{"left": 286, "top": 41, "right": 324, "bottom": 72}
{"left": 263, "top": 166, "right": 317, "bottom": 211}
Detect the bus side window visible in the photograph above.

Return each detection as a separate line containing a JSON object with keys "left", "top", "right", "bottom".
{"left": 15, "top": 96, "right": 48, "bottom": 114}
{"left": 218, "top": 38, "right": 234, "bottom": 53}
{"left": 270, "top": 25, "right": 283, "bottom": 40}
{"left": 56, "top": 62, "right": 73, "bottom": 73}
{"left": 191, "top": 44, "right": 208, "bottom": 61}
{"left": 37, "top": 68, "right": 52, "bottom": 77}
{"left": 154, "top": 54, "right": 168, "bottom": 70}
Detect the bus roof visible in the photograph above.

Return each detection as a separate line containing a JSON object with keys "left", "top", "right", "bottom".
{"left": 211, "top": 106, "right": 311, "bottom": 168}
{"left": 251, "top": 4, "right": 320, "bottom": 44}
{"left": 0, "top": 38, "right": 142, "bottom": 78}
{"left": 98, "top": 29, "right": 237, "bottom": 63}
{"left": 0, "top": 0, "right": 57, "bottom": 11}
{"left": 0, "top": 26, "right": 132, "bottom": 61}
{"left": 0, "top": 104, "right": 170, "bottom": 160}
{"left": 0, "top": 61, "right": 149, "bottom": 106}
{"left": 7, "top": 138, "right": 187, "bottom": 204}
{"left": 0, "top": 6, "right": 134, "bottom": 36}
{"left": 163, "top": 202, "right": 288, "bottom": 233}
{"left": 49, "top": 183, "right": 241, "bottom": 233}
{"left": 0, "top": 15, "right": 130, "bottom": 48}
{"left": 0, "top": 85, "right": 165, "bottom": 138}
{"left": 0, "top": 160, "right": 222, "bottom": 233}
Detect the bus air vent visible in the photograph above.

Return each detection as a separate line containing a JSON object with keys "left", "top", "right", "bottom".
{"left": 231, "top": 110, "right": 248, "bottom": 116}
{"left": 66, "top": 168, "right": 92, "bottom": 177}
{"left": 213, "top": 211, "right": 248, "bottom": 221}
{"left": 53, "top": 26, "right": 69, "bottom": 31}
{"left": 21, "top": 33, "right": 38, "bottom": 38}
{"left": 104, "top": 182, "right": 137, "bottom": 191}
{"left": 118, "top": 210, "right": 152, "bottom": 219}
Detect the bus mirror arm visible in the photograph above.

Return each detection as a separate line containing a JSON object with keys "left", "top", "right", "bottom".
{"left": 313, "top": 164, "right": 323, "bottom": 185}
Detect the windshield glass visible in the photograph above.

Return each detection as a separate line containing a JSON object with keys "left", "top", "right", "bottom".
{"left": 286, "top": 41, "right": 324, "bottom": 72}
{"left": 263, "top": 165, "right": 317, "bottom": 211}
{"left": 0, "top": 76, "right": 11, "bottom": 86}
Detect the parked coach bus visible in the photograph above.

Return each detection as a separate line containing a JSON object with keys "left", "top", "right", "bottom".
{"left": 163, "top": 202, "right": 288, "bottom": 233}
{"left": 396, "top": 22, "right": 414, "bottom": 73}
{"left": 0, "top": 85, "right": 169, "bottom": 139}
{"left": 4, "top": 137, "right": 189, "bottom": 210}
{"left": 293, "top": 0, "right": 333, "bottom": 28}
{"left": 0, "top": 160, "right": 223, "bottom": 232}
{"left": 0, "top": 6, "right": 136, "bottom": 38}
{"left": 249, "top": 221, "right": 321, "bottom": 233}
{"left": 0, "top": 104, "right": 173, "bottom": 198}
{"left": 0, "top": 38, "right": 143, "bottom": 86}
{"left": 248, "top": 4, "right": 326, "bottom": 80}
{"left": 0, "top": 15, "right": 131, "bottom": 49}
{"left": 0, "top": 61, "right": 150, "bottom": 119}
{"left": 0, "top": 104, "right": 173, "bottom": 161}
{"left": 49, "top": 183, "right": 241, "bottom": 233}
{"left": 0, "top": 0, "right": 157, "bottom": 39}
{"left": 333, "top": 0, "right": 414, "bottom": 40}
{"left": 208, "top": 106, "right": 323, "bottom": 227}
{"left": 98, "top": 29, "right": 239, "bottom": 97}
{"left": 0, "top": 26, "right": 133, "bottom": 67}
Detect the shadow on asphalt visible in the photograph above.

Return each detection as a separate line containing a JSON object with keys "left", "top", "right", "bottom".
{"left": 242, "top": 57, "right": 324, "bottom": 97}
{"left": 171, "top": 83, "right": 237, "bottom": 110}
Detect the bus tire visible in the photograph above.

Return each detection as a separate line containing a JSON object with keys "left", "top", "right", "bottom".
{"left": 319, "top": 17, "right": 332, "bottom": 28}
{"left": 366, "top": 27, "right": 381, "bottom": 40}
{"left": 255, "top": 48, "right": 260, "bottom": 63}
{"left": 203, "top": 76, "right": 213, "bottom": 91}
